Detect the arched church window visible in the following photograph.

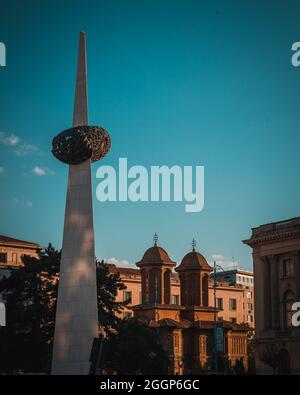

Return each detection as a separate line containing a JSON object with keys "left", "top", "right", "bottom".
{"left": 149, "top": 269, "right": 158, "bottom": 303}
{"left": 202, "top": 274, "right": 209, "bottom": 306}
{"left": 164, "top": 269, "right": 171, "bottom": 304}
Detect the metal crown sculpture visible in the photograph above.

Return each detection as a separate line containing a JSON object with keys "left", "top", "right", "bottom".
{"left": 52, "top": 125, "right": 111, "bottom": 165}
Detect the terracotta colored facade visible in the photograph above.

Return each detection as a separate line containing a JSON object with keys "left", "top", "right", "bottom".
{"left": 244, "top": 217, "right": 300, "bottom": 375}
{"left": 0, "top": 234, "right": 250, "bottom": 373}
{"left": 0, "top": 235, "right": 40, "bottom": 268}
{"left": 0, "top": 235, "right": 41, "bottom": 302}
{"left": 110, "top": 268, "right": 254, "bottom": 328}
{"left": 0, "top": 235, "right": 40, "bottom": 279}
{"left": 120, "top": 242, "right": 249, "bottom": 374}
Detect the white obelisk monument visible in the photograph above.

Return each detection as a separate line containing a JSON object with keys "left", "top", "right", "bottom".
{"left": 51, "top": 32, "right": 110, "bottom": 375}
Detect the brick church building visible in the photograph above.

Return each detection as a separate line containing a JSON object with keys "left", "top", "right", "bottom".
{"left": 131, "top": 238, "right": 249, "bottom": 374}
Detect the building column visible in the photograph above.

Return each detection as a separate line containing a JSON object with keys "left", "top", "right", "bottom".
{"left": 270, "top": 254, "right": 280, "bottom": 330}
{"left": 262, "top": 256, "right": 272, "bottom": 330}
{"left": 295, "top": 250, "right": 300, "bottom": 302}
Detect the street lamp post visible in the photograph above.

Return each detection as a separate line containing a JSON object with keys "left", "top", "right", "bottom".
{"left": 213, "top": 261, "right": 226, "bottom": 374}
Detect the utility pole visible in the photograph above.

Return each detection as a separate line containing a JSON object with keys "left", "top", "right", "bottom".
{"left": 213, "top": 260, "right": 226, "bottom": 374}
{"left": 213, "top": 260, "right": 218, "bottom": 374}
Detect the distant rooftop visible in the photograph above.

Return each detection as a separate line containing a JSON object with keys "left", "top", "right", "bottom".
{"left": 244, "top": 216, "right": 300, "bottom": 246}
{"left": 0, "top": 235, "right": 40, "bottom": 248}
{"left": 212, "top": 268, "right": 253, "bottom": 276}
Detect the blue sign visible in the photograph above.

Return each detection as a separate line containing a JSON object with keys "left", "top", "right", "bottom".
{"left": 216, "top": 327, "right": 223, "bottom": 352}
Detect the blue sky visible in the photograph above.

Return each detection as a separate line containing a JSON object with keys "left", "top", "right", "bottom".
{"left": 0, "top": 0, "right": 300, "bottom": 270}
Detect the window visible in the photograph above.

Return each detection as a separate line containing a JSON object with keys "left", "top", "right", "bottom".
{"left": 0, "top": 253, "right": 7, "bottom": 264}
{"left": 229, "top": 298, "right": 237, "bottom": 311}
{"left": 124, "top": 312, "right": 133, "bottom": 320}
{"left": 217, "top": 298, "right": 223, "bottom": 310}
{"left": 282, "top": 259, "right": 295, "bottom": 279}
{"left": 230, "top": 317, "right": 237, "bottom": 324}
{"left": 248, "top": 303, "right": 252, "bottom": 310}
{"left": 171, "top": 294, "right": 180, "bottom": 305}
{"left": 124, "top": 291, "right": 132, "bottom": 303}
{"left": 247, "top": 315, "right": 253, "bottom": 323}
{"left": 247, "top": 291, "right": 252, "bottom": 299}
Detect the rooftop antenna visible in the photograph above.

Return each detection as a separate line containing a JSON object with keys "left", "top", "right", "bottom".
{"left": 153, "top": 232, "right": 158, "bottom": 246}
{"left": 191, "top": 238, "right": 196, "bottom": 252}
{"left": 232, "top": 256, "right": 237, "bottom": 268}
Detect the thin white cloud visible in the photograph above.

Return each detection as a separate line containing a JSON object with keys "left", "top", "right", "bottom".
{"left": 210, "top": 254, "right": 238, "bottom": 270}
{"left": 32, "top": 166, "right": 46, "bottom": 176}
{"left": 104, "top": 257, "right": 134, "bottom": 268}
{"left": 15, "top": 143, "right": 39, "bottom": 156}
{"left": 13, "top": 197, "right": 33, "bottom": 208}
{"left": 0, "top": 132, "right": 20, "bottom": 146}
{"left": 0, "top": 132, "right": 40, "bottom": 156}
{"left": 212, "top": 254, "right": 227, "bottom": 261}
{"left": 32, "top": 166, "right": 54, "bottom": 176}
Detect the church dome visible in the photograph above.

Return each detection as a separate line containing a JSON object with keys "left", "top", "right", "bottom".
{"left": 136, "top": 245, "right": 176, "bottom": 267}
{"left": 176, "top": 250, "right": 213, "bottom": 272}
{"left": 136, "top": 234, "right": 176, "bottom": 267}
{"left": 143, "top": 245, "right": 171, "bottom": 262}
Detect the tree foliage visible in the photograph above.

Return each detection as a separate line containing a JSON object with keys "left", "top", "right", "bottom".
{"left": 260, "top": 344, "right": 279, "bottom": 375}
{"left": 0, "top": 245, "right": 128, "bottom": 374}
{"left": 104, "top": 318, "right": 169, "bottom": 375}
{"left": 0, "top": 244, "right": 60, "bottom": 373}
{"left": 96, "top": 260, "right": 127, "bottom": 334}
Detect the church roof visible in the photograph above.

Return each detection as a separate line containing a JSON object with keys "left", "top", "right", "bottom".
{"left": 176, "top": 250, "right": 213, "bottom": 272}
{"left": 136, "top": 245, "right": 176, "bottom": 267}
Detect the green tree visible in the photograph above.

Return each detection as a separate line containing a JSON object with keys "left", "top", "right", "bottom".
{"left": 260, "top": 344, "right": 279, "bottom": 375}
{"left": 0, "top": 245, "right": 128, "bottom": 374}
{"left": 104, "top": 318, "right": 169, "bottom": 375}
{"left": 0, "top": 244, "right": 60, "bottom": 374}
{"left": 96, "top": 260, "right": 128, "bottom": 334}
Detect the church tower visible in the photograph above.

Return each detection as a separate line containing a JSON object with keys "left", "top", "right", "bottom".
{"left": 136, "top": 233, "right": 176, "bottom": 305}
{"left": 175, "top": 239, "right": 213, "bottom": 308}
